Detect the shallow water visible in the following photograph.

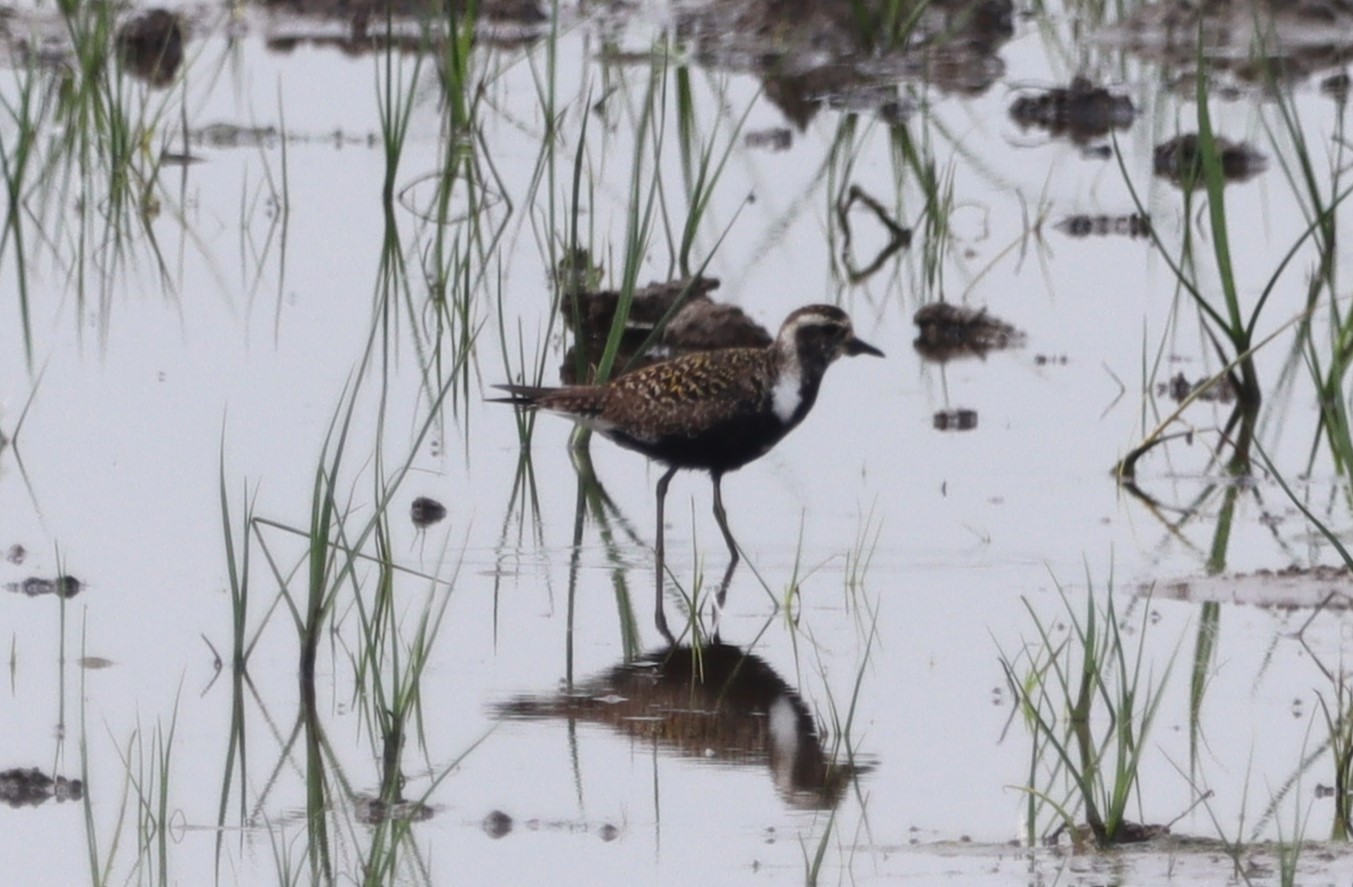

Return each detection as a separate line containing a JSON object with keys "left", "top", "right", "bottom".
{"left": 5, "top": 0, "right": 1353, "bottom": 883}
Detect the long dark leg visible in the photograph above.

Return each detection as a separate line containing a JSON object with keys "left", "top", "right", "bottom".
{"left": 711, "top": 471, "right": 740, "bottom": 567}
{"left": 654, "top": 465, "right": 678, "bottom": 646}
{"left": 710, "top": 471, "right": 741, "bottom": 622}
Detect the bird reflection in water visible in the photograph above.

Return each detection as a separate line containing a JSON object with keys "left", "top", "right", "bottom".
{"left": 497, "top": 642, "right": 868, "bottom": 810}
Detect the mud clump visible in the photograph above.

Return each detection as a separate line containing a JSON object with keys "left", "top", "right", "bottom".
{"left": 913, "top": 302, "right": 1024, "bottom": 363}
{"left": 1153, "top": 133, "right": 1267, "bottom": 189}
{"left": 1009, "top": 77, "right": 1135, "bottom": 144}
{"left": 483, "top": 809, "right": 514, "bottom": 838}
{"left": 7, "top": 575, "right": 82, "bottom": 598}
{"left": 557, "top": 273, "right": 772, "bottom": 384}
{"left": 410, "top": 496, "right": 448, "bottom": 528}
{"left": 1157, "top": 372, "right": 1236, "bottom": 404}
{"left": 0, "top": 768, "right": 83, "bottom": 809}
{"left": 932, "top": 408, "right": 978, "bottom": 431}
{"left": 116, "top": 9, "right": 184, "bottom": 87}
{"left": 354, "top": 795, "right": 434, "bottom": 825}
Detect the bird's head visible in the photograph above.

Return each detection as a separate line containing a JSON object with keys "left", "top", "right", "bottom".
{"left": 776, "top": 304, "right": 884, "bottom": 367}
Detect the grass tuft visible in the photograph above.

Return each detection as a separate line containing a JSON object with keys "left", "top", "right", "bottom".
{"left": 999, "top": 569, "right": 1178, "bottom": 848}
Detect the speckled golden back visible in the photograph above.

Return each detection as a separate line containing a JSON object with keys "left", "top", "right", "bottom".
{"left": 544, "top": 348, "right": 775, "bottom": 441}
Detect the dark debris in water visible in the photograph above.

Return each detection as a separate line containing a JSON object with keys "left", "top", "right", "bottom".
{"left": 1055, "top": 213, "right": 1152, "bottom": 239}
{"left": 1157, "top": 371, "right": 1236, "bottom": 404}
{"left": 674, "top": 0, "right": 1014, "bottom": 128}
{"left": 744, "top": 127, "right": 793, "bottom": 151}
{"left": 837, "top": 185, "right": 911, "bottom": 283}
{"left": 5, "top": 543, "right": 24, "bottom": 565}
{"left": 263, "top": 0, "right": 546, "bottom": 45}
{"left": 0, "top": 768, "right": 84, "bottom": 809}
{"left": 1008, "top": 77, "right": 1135, "bottom": 145}
{"left": 260, "top": 0, "right": 547, "bottom": 25}
{"left": 1107, "top": 1, "right": 1353, "bottom": 92}
{"left": 410, "top": 496, "right": 448, "bottom": 528}
{"left": 116, "top": 9, "right": 184, "bottom": 88}
{"left": 1322, "top": 70, "right": 1352, "bottom": 101}
{"left": 560, "top": 274, "right": 759, "bottom": 347}
{"left": 481, "top": 810, "right": 619, "bottom": 841}
{"left": 1153, "top": 564, "right": 1353, "bottom": 609}
{"left": 354, "top": 795, "right": 435, "bottom": 825}
{"left": 932, "top": 409, "right": 978, "bottom": 431}
{"left": 258, "top": 0, "right": 547, "bottom": 57}
{"left": 556, "top": 272, "right": 772, "bottom": 384}
{"left": 7, "top": 575, "right": 82, "bottom": 598}
{"left": 1153, "top": 134, "right": 1267, "bottom": 189}
{"left": 193, "top": 123, "right": 281, "bottom": 150}
{"left": 913, "top": 302, "right": 1025, "bottom": 363}
{"left": 483, "top": 809, "right": 513, "bottom": 838}
{"left": 658, "top": 293, "right": 771, "bottom": 350}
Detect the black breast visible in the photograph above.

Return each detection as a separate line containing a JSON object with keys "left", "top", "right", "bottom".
{"left": 606, "top": 383, "right": 820, "bottom": 474}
